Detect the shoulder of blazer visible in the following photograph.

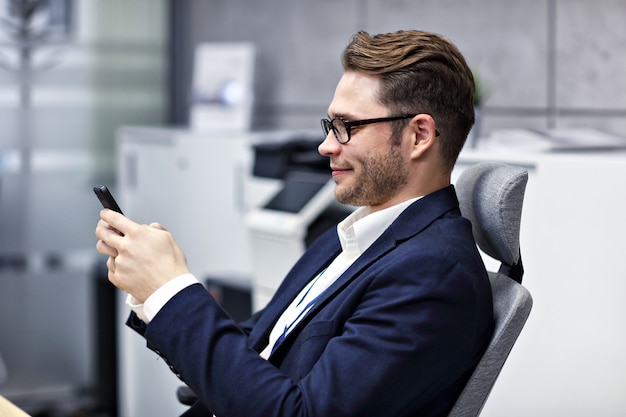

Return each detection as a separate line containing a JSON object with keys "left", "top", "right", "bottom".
{"left": 390, "top": 185, "right": 460, "bottom": 242}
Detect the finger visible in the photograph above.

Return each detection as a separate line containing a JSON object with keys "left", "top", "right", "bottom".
{"left": 97, "top": 218, "right": 109, "bottom": 229}
{"left": 100, "top": 209, "right": 138, "bottom": 236}
{"left": 95, "top": 221, "right": 124, "bottom": 249}
{"left": 106, "top": 255, "right": 116, "bottom": 273}
{"left": 96, "top": 239, "right": 118, "bottom": 257}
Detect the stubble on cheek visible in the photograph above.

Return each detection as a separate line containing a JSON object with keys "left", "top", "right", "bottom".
{"left": 334, "top": 149, "right": 408, "bottom": 207}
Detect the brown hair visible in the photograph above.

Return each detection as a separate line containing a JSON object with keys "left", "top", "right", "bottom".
{"left": 342, "top": 30, "right": 475, "bottom": 171}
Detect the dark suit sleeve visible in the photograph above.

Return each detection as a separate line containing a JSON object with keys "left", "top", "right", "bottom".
{"left": 238, "top": 307, "right": 264, "bottom": 335}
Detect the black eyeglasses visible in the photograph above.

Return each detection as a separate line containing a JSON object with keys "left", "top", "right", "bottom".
{"left": 321, "top": 115, "right": 440, "bottom": 144}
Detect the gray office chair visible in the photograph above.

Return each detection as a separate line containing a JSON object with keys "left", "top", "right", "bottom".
{"left": 448, "top": 161, "right": 533, "bottom": 417}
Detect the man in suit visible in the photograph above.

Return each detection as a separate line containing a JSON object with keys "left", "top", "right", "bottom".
{"left": 95, "top": 30, "right": 493, "bottom": 417}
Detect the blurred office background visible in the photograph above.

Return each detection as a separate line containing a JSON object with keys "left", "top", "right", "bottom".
{"left": 0, "top": 0, "right": 625, "bottom": 416}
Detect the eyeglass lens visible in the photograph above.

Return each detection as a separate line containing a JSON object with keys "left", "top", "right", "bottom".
{"left": 321, "top": 118, "right": 349, "bottom": 143}
{"left": 331, "top": 119, "right": 348, "bottom": 143}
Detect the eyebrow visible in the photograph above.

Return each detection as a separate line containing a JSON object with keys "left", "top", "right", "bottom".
{"left": 327, "top": 112, "right": 357, "bottom": 120}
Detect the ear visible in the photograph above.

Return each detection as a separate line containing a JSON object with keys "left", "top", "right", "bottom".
{"left": 407, "top": 114, "right": 438, "bottom": 160}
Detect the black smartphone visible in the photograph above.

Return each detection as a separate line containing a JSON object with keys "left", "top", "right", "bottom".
{"left": 93, "top": 185, "right": 123, "bottom": 214}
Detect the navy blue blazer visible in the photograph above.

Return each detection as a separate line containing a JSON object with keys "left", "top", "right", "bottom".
{"left": 128, "top": 185, "right": 494, "bottom": 417}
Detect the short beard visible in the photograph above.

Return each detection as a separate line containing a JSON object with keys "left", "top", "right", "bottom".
{"left": 335, "top": 131, "right": 408, "bottom": 207}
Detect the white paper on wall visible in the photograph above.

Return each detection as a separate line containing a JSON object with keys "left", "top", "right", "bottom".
{"left": 190, "top": 42, "right": 256, "bottom": 132}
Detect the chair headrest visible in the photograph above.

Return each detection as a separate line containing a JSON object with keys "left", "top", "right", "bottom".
{"left": 456, "top": 162, "right": 528, "bottom": 267}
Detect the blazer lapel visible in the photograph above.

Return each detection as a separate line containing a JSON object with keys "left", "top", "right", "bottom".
{"left": 248, "top": 230, "right": 342, "bottom": 352}
{"left": 316, "top": 185, "right": 460, "bottom": 304}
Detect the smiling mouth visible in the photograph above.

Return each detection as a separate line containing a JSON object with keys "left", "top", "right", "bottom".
{"left": 331, "top": 166, "right": 352, "bottom": 176}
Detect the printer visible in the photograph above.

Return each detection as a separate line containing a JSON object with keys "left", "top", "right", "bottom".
{"left": 246, "top": 137, "right": 352, "bottom": 310}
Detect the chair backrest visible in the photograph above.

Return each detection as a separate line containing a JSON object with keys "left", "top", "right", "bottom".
{"left": 448, "top": 162, "right": 533, "bottom": 417}
{"left": 456, "top": 162, "right": 527, "bottom": 283}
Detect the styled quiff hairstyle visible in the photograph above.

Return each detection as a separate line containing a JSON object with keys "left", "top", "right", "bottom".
{"left": 342, "top": 30, "right": 475, "bottom": 171}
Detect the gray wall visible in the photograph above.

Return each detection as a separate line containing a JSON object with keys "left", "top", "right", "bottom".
{"left": 172, "top": 0, "right": 626, "bottom": 138}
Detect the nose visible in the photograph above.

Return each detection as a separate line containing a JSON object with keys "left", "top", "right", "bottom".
{"left": 318, "top": 131, "right": 341, "bottom": 157}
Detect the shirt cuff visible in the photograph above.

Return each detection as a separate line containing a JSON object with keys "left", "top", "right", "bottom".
{"left": 126, "top": 293, "right": 148, "bottom": 322}
{"left": 125, "top": 273, "right": 200, "bottom": 323}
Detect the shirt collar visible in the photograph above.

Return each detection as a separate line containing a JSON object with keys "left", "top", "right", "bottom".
{"left": 337, "top": 197, "right": 421, "bottom": 259}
